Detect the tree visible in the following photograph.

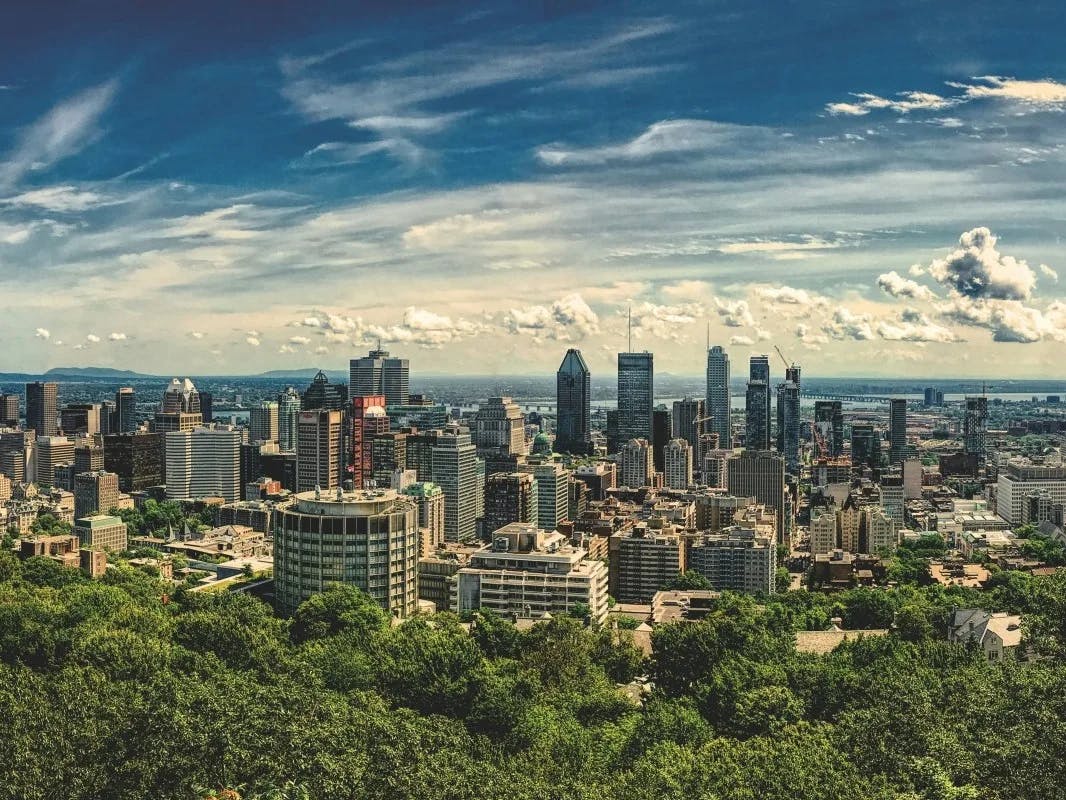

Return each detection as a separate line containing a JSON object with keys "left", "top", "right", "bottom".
{"left": 290, "top": 584, "right": 388, "bottom": 645}
{"left": 665, "top": 570, "right": 713, "bottom": 590}
{"left": 840, "top": 588, "right": 896, "bottom": 629}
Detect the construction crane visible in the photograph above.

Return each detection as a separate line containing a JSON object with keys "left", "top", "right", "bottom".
{"left": 773, "top": 344, "right": 791, "bottom": 371}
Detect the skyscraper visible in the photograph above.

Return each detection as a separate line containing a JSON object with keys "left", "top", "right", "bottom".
{"left": 296, "top": 409, "right": 345, "bottom": 491}
{"left": 745, "top": 380, "right": 770, "bottom": 450}
{"left": 199, "top": 391, "right": 214, "bottom": 424}
{"left": 727, "top": 449, "right": 787, "bottom": 544}
{"left": 963, "top": 396, "right": 989, "bottom": 457}
{"left": 889, "top": 399, "right": 907, "bottom": 465}
{"left": 473, "top": 397, "right": 526, "bottom": 457}
{"left": 59, "top": 404, "right": 101, "bottom": 436}
{"left": 155, "top": 378, "right": 202, "bottom": 432}
{"left": 747, "top": 356, "right": 771, "bottom": 447}
{"left": 672, "top": 398, "right": 704, "bottom": 453}
{"left": 115, "top": 387, "right": 137, "bottom": 433}
{"left": 351, "top": 395, "right": 389, "bottom": 488}
{"left": 73, "top": 470, "right": 120, "bottom": 519}
{"left": 483, "top": 471, "right": 538, "bottom": 538}
{"left": 164, "top": 427, "right": 242, "bottom": 502}
{"left": 706, "top": 346, "right": 731, "bottom": 448}
{"left": 431, "top": 429, "right": 478, "bottom": 543}
{"left": 103, "top": 432, "right": 165, "bottom": 493}
{"left": 277, "top": 387, "right": 301, "bottom": 452}
{"left": 850, "top": 423, "right": 881, "bottom": 468}
{"left": 26, "top": 382, "right": 58, "bottom": 437}
{"left": 0, "top": 394, "right": 18, "bottom": 428}
{"left": 775, "top": 380, "right": 800, "bottom": 474}
{"left": 522, "top": 462, "right": 570, "bottom": 532}
{"left": 350, "top": 348, "right": 410, "bottom": 407}
{"left": 813, "top": 401, "right": 844, "bottom": 458}
{"left": 555, "top": 349, "right": 592, "bottom": 455}
{"left": 249, "top": 401, "right": 279, "bottom": 443}
{"left": 617, "top": 351, "right": 653, "bottom": 448}
{"left": 652, "top": 406, "right": 672, "bottom": 473}
{"left": 301, "top": 370, "right": 347, "bottom": 411}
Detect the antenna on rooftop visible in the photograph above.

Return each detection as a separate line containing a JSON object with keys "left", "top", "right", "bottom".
{"left": 706, "top": 321, "right": 710, "bottom": 351}
{"left": 628, "top": 306, "right": 632, "bottom": 353}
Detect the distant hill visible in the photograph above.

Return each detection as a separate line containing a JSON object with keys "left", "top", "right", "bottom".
{"left": 42, "top": 367, "right": 154, "bottom": 379}
{"left": 254, "top": 368, "right": 342, "bottom": 379}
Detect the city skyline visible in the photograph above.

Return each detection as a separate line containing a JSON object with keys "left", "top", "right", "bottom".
{"left": 4, "top": 3, "right": 1066, "bottom": 378}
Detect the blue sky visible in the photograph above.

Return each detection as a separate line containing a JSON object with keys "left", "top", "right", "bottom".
{"left": 3, "top": 1, "right": 1066, "bottom": 377}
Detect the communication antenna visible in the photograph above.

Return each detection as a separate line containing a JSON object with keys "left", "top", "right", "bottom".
{"left": 627, "top": 306, "right": 632, "bottom": 353}
{"left": 706, "top": 321, "right": 710, "bottom": 351}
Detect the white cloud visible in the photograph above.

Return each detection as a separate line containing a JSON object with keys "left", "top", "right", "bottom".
{"left": 108, "top": 332, "right": 127, "bottom": 341}
{"left": 0, "top": 79, "right": 118, "bottom": 188}
{"left": 34, "top": 327, "right": 50, "bottom": 340}
{"left": 189, "top": 331, "right": 205, "bottom": 339}
{"left": 246, "top": 336, "right": 261, "bottom": 346}
{"left": 537, "top": 119, "right": 763, "bottom": 166}
{"left": 85, "top": 333, "right": 100, "bottom": 343}
{"left": 278, "top": 344, "right": 296, "bottom": 354}
{"left": 795, "top": 323, "right": 829, "bottom": 349}
{"left": 826, "top": 91, "right": 954, "bottom": 116}
{"left": 713, "top": 298, "right": 756, "bottom": 328}
{"left": 505, "top": 293, "right": 600, "bottom": 341}
{"left": 1040, "top": 264, "right": 1059, "bottom": 282}
{"left": 754, "top": 285, "right": 831, "bottom": 307}
{"left": 1, "top": 185, "right": 109, "bottom": 212}
{"left": 938, "top": 296, "right": 1065, "bottom": 344}
{"left": 718, "top": 236, "right": 842, "bottom": 260}
{"left": 951, "top": 76, "right": 1066, "bottom": 110}
{"left": 876, "top": 270, "right": 937, "bottom": 301}
{"left": 289, "top": 335, "right": 311, "bottom": 345}
{"left": 926, "top": 227, "right": 1036, "bottom": 300}
{"left": 822, "top": 308, "right": 875, "bottom": 341}
{"left": 876, "top": 309, "right": 959, "bottom": 342}
{"left": 729, "top": 334, "right": 755, "bottom": 346}
{"left": 629, "top": 301, "right": 703, "bottom": 341}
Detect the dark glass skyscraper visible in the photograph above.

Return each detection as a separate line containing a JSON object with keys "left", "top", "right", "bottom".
{"left": 116, "top": 387, "right": 137, "bottom": 433}
{"left": 26, "top": 381, "right": 58, "bottom": 437}
{"left": 617, "top": 351, "right": 654, "bottom": 447}
{"left": 889, "top": 398, "right": 907, "bottom": 465}
{"left": 745, "top": 380, "right": 770, "bottom": 450}
{"left": 813, "top": 401, "right": 844, "bottom": 458}
{"left": 775, "top": 380, "right": 800, "bottom": 474}
{"left": 302, "top": 370, "right": 347, "bottom": 411}
{"left": 705, "top": 345, "right": 731, "bottom": 448}
{"left": 555, "top": 348, "right": 592, "bottom": 455}
{"left": 963, "top": 396, "right": 988, "bottom": 456}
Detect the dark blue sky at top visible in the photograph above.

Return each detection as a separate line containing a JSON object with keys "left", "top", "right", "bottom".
{"left": 3, "top": 0, "right": 1064, "bottom": 202}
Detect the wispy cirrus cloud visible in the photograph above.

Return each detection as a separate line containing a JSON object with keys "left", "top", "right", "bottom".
{"left": 0, "top": 79, "right": 118, "bottom": 188}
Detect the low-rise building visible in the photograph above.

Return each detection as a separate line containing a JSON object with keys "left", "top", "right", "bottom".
{"left": 948, "top": 609, "right": 1023, "bottom": 661}
{"left": 688, "top": 526, "right": 776, "bottom": 595}
{"left": 453, "top": 522, "right": 609, "bottom": 623}
{"left": 74, "top": 514, "right": 128, "bottom": 553}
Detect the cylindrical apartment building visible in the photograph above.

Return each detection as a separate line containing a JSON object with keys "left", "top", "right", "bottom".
{"left": 274, "top": 487, "right": 419, "bottom": 617}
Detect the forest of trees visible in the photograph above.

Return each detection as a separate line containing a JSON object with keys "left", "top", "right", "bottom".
{"left": 1, "top": 548, "right": 1066, "bottom": 800}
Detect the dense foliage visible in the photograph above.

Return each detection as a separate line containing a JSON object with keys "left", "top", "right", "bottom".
{"left": 2, "top": 552, "right": 1066, "bottom": 800}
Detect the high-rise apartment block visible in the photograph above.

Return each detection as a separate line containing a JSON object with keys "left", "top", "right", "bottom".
{"left": 664, "top": 438, "right": 693, "bottom": 489}
{"left": 402, "top": 481, "right": 445, "bottom": 556}
{"left": 249, "top": 401, "right": 279, "bottom": 444}
{"left": 277, "top": 387, "right": 301, "bottom": 451}
{"left": 689, "top": 526, "right": 776, "bottom": 595}
{"left": 608, "top": 522, "right": 686, "bottom": 603}
{"left": 620, "top": 438, "right": 654, "bottom": 489}
{"left": 350, "top": 395, "right": 388, "bottom": 488}
{"left": 555, "top": 348, "right": 592, "bottom": 455}
{"left": 274, "top": 488, "right": 419, "bottom": 617}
